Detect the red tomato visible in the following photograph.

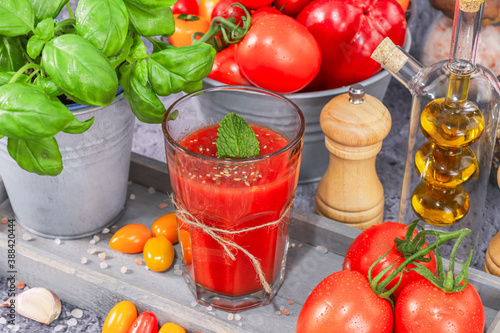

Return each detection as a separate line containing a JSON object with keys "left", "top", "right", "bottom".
{"left": 109, "top": 224, "right": 151, "bottom": 254}
{"left": 251, "top": 6, "right": 282, "bottom": 22}
{"left": 342, "top": 221, "right": 437, "bottom": 299}
{"left": 297, "top": 270, "right": 393, "bottom": 333}
{"left": 296, "top": 0, "right": 407, "bottom": 91}
{"left": 211, "top": 0, "right": 246, "bottom": 26}
{"left": 274, "top": 0, "right": 311, "bottom": 17}
{"left": 395, "top": 279, "right": 485, "bottom": 333}
{"left": 128, "top": 312, "right": 158, "bottom": 333}
{"left": 237, "top": 0, "right": 273, "bottom": 9}
{"left": 171, "top": 0, "right": 199, "bottom": 15}
{"left": 208, "top": 44, "right": 252, "bottom": 85}
{"left": 235, "top": 13, "right": 321, "bottom": 94}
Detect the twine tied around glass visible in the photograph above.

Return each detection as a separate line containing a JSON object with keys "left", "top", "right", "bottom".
{"left": 172, "top": 194, "right": 295, "bottom": 294}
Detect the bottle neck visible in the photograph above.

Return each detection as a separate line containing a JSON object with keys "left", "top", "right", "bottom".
{"left": 448, "top": 0, "right": 484, "bottom": 75}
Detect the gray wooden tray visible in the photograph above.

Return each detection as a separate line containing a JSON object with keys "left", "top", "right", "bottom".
{"left": 1, "top": 153, "right": 500, "bottom": 333}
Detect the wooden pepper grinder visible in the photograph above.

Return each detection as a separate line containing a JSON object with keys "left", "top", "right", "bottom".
{"left": 484, "top": 168, "right": 500, "bottom": 276}
{"left": 315, "top": 84, "right": 391, "bottom": 230}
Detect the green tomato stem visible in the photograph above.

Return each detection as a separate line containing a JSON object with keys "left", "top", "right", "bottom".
{"left": 9, "top": 63, "right": 41, "bottom": 84}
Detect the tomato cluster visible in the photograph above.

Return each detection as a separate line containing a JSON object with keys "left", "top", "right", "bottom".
{"left": 168, "top": 0, "right": 408, "bottom": 93}
{"left": 103, "top": 300, "right": 186, "bottom": 333}
{"left": 297, "top": 221, "right": 485, "bottom": 333}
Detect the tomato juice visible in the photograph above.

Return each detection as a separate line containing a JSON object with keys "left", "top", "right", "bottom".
{"left": 167, "top": 123, "right": 300, "bottom": 297}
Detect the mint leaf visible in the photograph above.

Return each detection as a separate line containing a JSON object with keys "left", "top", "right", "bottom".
{"left": 216, "top": 113, "right": 260, "bottom": 159}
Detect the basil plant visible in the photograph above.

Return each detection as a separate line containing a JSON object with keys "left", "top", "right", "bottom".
{"left": 0, "top": 0, "right": 215, "bottom": 176}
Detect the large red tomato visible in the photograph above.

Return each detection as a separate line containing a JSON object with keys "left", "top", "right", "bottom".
{"left": 235, "top": 13, "right": 321, "bottom": 94}
{"left": 342, "top": 221, "right": 437, "bottom": 299}
{"left": 236, "top": 0, "right": 273, "bottom": 9}
{"left": 395, "top": 279, "right": 485, "bottom": 333}
{"left": 274, "top": 0, "right": 311, "bottom": 17}
{"left": 211, "top": 0, "right": 246, "bottom": 26}
{"left": 296, "top": 0, "right": 407, "bottom": 91}
{"left": 208, "top": 44, "right": 252, "bottom": 85}
{"left": 297, "top": 270, "right": 393, "bottom": 333}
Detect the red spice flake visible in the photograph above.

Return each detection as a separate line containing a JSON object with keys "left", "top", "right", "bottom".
{"left": 16, "top": 282, "right": 26, "bottom": 290}
{"left": 158, "top": 203, "right": 168, "bottom": 209}
{"left": 134, "top": 259, "right": 143, "bottom": 265}
{"left": 1, "top": 217, "right": 7, "bottom": 224}
{"left": 288, "top": 300, "right": 294, "bottom": 305}
{"left": 281, "top": 308, "right": 290, "bottom": 316}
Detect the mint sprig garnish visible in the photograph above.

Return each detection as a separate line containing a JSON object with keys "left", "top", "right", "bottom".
{"left": 216, "top": 112, "right": 260, "bottom": 159}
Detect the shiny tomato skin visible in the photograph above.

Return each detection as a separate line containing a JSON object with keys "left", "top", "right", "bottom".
{"left": 235, "top": 14, "right": 321, "bottom": 94}
{"left": 395, "top": 279, "right": 485, "bottom": 333}
{"left": 199, "top": 0, "right": 222, "bottom": 21}
{"left": 296, "top": 0, "right": 407, "bottom": 91}
{"left": 151, "top": 213, "right": 179, "bottom": 244}
{"left": 158, "top": 322, "right": 186, "bottom": 333}
{"left": 251, "top": 7, "right": 282, "bottom": 23}
{"left": 128, "top": 312, "right": 158, "bottom": 333}
{"left": 103, "top": 301, "right": 137, "bottom": 333}
{"left": 297, "top": 270, "right": 393, "bottom": 333}
{"left": 109, "top": 224, "right": 151, "bottom": 254}
{"left": 237, "top": 0, "right": 273, "bottom": 9}
{"left": 143, "top": 237, "right": 175, "bottom": 272}
{"left": 168, "top": 14, "right": 210, "bottom": 47}
{"left": 342, "top": 221, "right": 437, "bottom": 299}
{"left": 274, "top": 0, "right": 311, "bottom": 17}
{"left": 211, "top": 0, "right": 246, "bottom": 25}
{"left": 208, "top": 44, "right": 252, "bottom": 85}
{"left": 171, "top": 0, "right": 199, "bottom": 15}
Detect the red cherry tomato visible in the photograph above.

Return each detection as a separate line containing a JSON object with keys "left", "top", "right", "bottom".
{"left": 236, "top": 0, "right": 273, "bottom": 9}
{"left": 171, "top": 0, "right": 199, "bottom": 15}
{"left": 296, "top": 0, "right": 407, "bottom": 91}
{"left": 208, "top": 44, "right": 252, "bottom": 85}
{"left": 395, "top": 279, "right": 485, "bottom": 333}
{"left": 128, "top": 312, "right": 158, "bottom": 333}
{"left": 109, "top": 224, "right": 151, "bottom": 254}
{"left": 235, "top": 13, "right": 321, "bottom": 93}
{"left": 342, "top": 221, "right": 437, "bottom": 299}
{"left": 297, "top": 270, "right": 393, "bottom": 333}
{"left": 274, "top": 0, "right": 311, "bottom": 17}
{"left": 211, "top": 0, "right": 246, "bottom": 26}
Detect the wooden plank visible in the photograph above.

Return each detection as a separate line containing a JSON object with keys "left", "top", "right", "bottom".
{"left": 129, "top": 152, "right": 171, "bottom": 193}
{"left": 0, "top": 176, "right": 6, "bottom": 204}
{"left": 488, "top": 310, "right": 500, "bottom": 333}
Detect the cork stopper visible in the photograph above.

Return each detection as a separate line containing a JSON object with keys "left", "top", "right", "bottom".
{"left": 371, "top": 37, "right": 408, "bottom": 73}
{"left": 460, "top": 0, "right": 484, "bottom": 12}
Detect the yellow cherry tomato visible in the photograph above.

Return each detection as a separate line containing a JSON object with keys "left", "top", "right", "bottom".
{"left": 168, "top": 14, "right": 210, "bottom": 47}
{"left": 198, "top": 0, "right": 221, "bottom": 21}
{"left": 159, "top": 322, "right": 186, "bottom": 333}
{"left": 143, "top": 236, "right": 175, "bottom": 272}
{"left": 151, "top": 213, "right": 179, "bottom": 244}
{"left": 179, "top": 228, "right": 192, "bottom": 265}
{"left": 102, "top": 300, "right": 137, "bottom": 333}
{"left": 109, "top": 223, "right": 151, "bottom": 254}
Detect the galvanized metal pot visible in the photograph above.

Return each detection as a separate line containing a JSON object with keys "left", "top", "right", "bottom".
{"left": 0, "top": 92, "right": 134, "bottom": 239}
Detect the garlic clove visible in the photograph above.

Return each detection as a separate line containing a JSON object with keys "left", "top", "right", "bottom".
{"left": 1, "top": 287, "right": 61, "bottom": 325}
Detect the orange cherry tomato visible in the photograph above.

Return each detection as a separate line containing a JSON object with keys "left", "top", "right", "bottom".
{"left": 151, "top": 213, "right": 179, "bottom": 244}
{"left": 168, "top": 14, "right": 210, "bottom": 48}
{"left": 198, "top": 0, "right": 222, "bottom": 21}
{"left": 395, "top": 0, "right": 410, "bottom": 12}
{"left": 102, "top": 301, "right": 137, "bottom": 333}
{"left": 178, "top": 228, "right": 192, "bottom": 265}
{"left": 143, "top": 237, "right": 175, "bottom": 272}
{"left": 159, "top": 322, "right": 186, "bottom": 333}
{"left": 109, "top": 224, "right": 151, "bottom": 254}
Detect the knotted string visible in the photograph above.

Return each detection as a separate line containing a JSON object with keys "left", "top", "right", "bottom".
{"left": 172, "top": 194, "right": 295, "bottom": 294}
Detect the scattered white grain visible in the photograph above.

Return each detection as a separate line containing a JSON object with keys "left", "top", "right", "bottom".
{"left": 280, "top": 305, "right": 285, "bottom": 311}
{"left": 298, "top": 244, "right": 303, "bottom": 248}
{"left": 290, "top": 243, "right": 296, "bottom": 248}
{"left": 98, "top": 252, "right": 106, "bottom": 260}
{"left": 129, "top": 194, "right": 136, "bottom": 200}
{"left": 148, "top": 187, "right": 156, "bottom": 194}
{"left": 100, "top": 262, "right": 108, "bottom": 269}
{"left": 315, "top": 245, "right": 328, "bottom": 254}
{"left": 54, "top": 325, "right": 64, "bottom": 332}
{"left": 234, "top": 314, "right": 241, "bottom": 321}
{"left": 112, "top": 225, "right": 118, "bottom": 229}
{"left": 206, "top": 306, "right": 213, "bottom": 311}
{"left": 227, "top": 314, "right": 234, "bottom": 321}
{"left": 174, "top": 264, "right": 180, "bottom": 270}
{"left": 93, "top": 235, "right": 100, "bottom": 243}
{"left": 275, "top": 311, "right": 281, "bottom": 316}
{"left": 71, "top": 309, "right": 83, "bottom": 319}
{"left": 0, "top": 317, "right": 6, "bottom": 324}
{"left": 174, "top": 269, "right": 182, "bottom": 276}
{"left": 190, "top": 301, "right": 197, "bottom": 307}
{"left": 66, "top": 311, "right": 71, "bottom": 317}
{"left": 80, "top": 257, "right": 88, "bottom": 264}
{"left": 89, "top": 239, "right": 96, "bottom": 245}
{"left": 120, "top": 266, "right": 128, "bottom": 274}
{"left": 87, "top": 248, "right": 97, "bottom": 255}
{"left": 102, "top": 228, "right": 110, "bottom": 234}
{"left": 11, "top": 324, "right": 20, "bottom": 331}
{"left": 22, "top": 234, "right": 32, "bottom": 241}
{"left": 144, "top": 266, "right": 150, "bottom": 270}
{"left": 67, "top": 318, "right": 77, "bottom": 326}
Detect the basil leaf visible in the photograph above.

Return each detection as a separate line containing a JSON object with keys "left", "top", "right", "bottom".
{"left": 126, "top": 0, "right": 176, "bottom": 8}
{"left": 34, "top": 18, "right": 54, "bottom": 40}
{"left": 0, "top": 72, "right": 29, "bottom": 87}
{"left": 119, "top": 62, "right": 166, "bottom": 124}
{"left": 108, "top": 32, "right": 133, "bottom": 68}
{"left": 182, "top": 80, "right": 203, "bottom": 93}
{"left": 0, "top": 0, "right": 35, "bottom": 36}
{"left": 216, "top": 112, "right": 260, "bottom": 159}
{"left": 76, "top": 0, "right": 129, "bottom": 57}
{"left": 63, "top": 116, "right": 95, "bottom": 134}
{"left": 124, "top": 0, "right": 175, "bottom": 37}
{"left": 27, "top": 35, "right": 46, "bottom": 59}
{"left": 128, "top": 34, "right": 148, "bottom": 62}
{"left": 135, "top": 58, "right": 148, "bottom": 86}
{"left": 151, "top": 38, "right": 171, "bottom": 53}
{"left": 34, "top": 76, "right": 63, "bottom": 96}
{"left": 42, "top": 34, "right": 118, "bottom": 106}
{"left": 0, "top": 36, "right": 26, "bottom": 72}
{"left": 28, "top": 0, "right": 68, "bottom": 24}
{"left": 148, "top": 43, "right": 215, "bottom": 96}
{"left": 0, "top": 83, "right": 75, "bottom": 140}
{"left": 7, "top": 136, "right": 63, "bottom": 176}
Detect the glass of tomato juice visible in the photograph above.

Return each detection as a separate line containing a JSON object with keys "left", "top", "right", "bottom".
{"left": 162, "top": 86, "right": 305, "bottom": 312}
